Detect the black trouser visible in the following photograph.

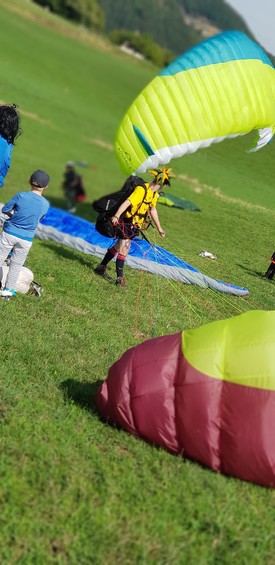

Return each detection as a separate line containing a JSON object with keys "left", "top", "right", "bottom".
{"left": 64, "top": 188, "right": 76, "bottom": 209}
{"left": 265, "top": 262, "right": 275, "bottom": 280}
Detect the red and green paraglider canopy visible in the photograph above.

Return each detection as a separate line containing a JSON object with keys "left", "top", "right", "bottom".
{"left": 97, "top": 310, "right": 275, "bottom": 488}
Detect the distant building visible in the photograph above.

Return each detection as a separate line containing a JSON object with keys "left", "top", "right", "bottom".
{"left": 120, "top": 42, "right": 145, "bottom": 60}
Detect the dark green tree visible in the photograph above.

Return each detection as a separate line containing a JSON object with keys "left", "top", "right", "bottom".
{"left": 66, "top": 0, "right": 105, "bottom": 30}
{"left": 33, "top": 0, "right": 105, "bottom": 31}
{"left": 110, "top": 30, "right": 173, "bottom": 66}
{"left": 98, "top": 0, "right": 201, "bottom": 54}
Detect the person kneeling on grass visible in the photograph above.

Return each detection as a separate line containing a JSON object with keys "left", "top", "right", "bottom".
{"left": 0, "top": 169, "right": 50, "bottom": 300}
{"left": 94, "top": 172, "right": 166, "bottom": 287}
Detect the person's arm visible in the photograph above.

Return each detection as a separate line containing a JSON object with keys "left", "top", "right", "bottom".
{"left": 2, "top": 194, "right": 18, "bottom": 216}
{"left": 0, "top": 144, "right": 13, "bottom": 187}
{"left": 150, "top": 206, "right": 165, "bottom": 237}
{"left": 71, "top": 175, "right": 80, "bottom": 188}
{"left": 39, "top": 208, "right": 49, "bottom": 223}
{"left": 111, "top": 199, "right": 131, "bottom": 225}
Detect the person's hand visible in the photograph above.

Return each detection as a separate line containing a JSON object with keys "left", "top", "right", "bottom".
{"left": 111, "top": 215, "right": 119, "bottom": 226}
{"left": 158, "top": 228, "right": 165, "bottom": 238}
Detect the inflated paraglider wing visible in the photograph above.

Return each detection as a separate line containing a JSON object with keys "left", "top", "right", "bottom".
{"left": 97, "top": 310, "right": 275, "bottom": 488}
{"left": 115, "top": 31, "right": 275, "bottom": 174}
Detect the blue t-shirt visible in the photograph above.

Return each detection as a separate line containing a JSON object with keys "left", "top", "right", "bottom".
{"left": 0, "top": 136, "right": 13, "bottom": 186}
{"left": 2, "top": 191, "right": 49, "bottom": 241}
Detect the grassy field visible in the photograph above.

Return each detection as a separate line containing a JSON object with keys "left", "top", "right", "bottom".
{"left": 1, "top": 2, "right": 275, "bottom": 563}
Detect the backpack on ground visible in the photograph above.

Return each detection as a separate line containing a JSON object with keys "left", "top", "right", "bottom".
{"left": 0, "top": 264, "right": 42, "bottom": 296}
{"left": 93, "top": 176, "right": 147, "bottom": 238}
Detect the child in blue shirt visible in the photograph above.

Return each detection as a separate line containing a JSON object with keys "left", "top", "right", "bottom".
{"left": 0, "top": 169, "right": 50, "bottom": 299}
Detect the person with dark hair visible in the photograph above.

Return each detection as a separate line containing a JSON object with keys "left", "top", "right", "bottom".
{"left": 0, "top": 170, "right": 50, "bottom": 300}
{"left": 94, "top": 171, "right": 166, "bottom": 287}
{"left": 0, "top": 104, "right": 21, "bottom": 186}
{"left": 61, "top": 161, "right": 86, "bottom": 213}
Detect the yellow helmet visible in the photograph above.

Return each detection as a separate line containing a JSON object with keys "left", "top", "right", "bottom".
{"left": 148, "top": 166, "right": 176, "bottom": 186}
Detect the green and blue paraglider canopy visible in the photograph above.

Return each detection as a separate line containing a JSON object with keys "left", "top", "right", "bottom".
{"left": 115, "top": 31, "right": 275, "bottom": 175}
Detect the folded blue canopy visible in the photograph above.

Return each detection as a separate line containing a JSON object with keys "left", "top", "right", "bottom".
{"left": 36, "top": 207, "right": 249, "bottom": 297}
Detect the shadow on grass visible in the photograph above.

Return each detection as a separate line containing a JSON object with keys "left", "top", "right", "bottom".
{"left": 39, "top": 197, "right": 100, "bottom": 269}
{"left": 236, "top": 263, "right": 267, "bottom": 279}
{"left": 47, "top": 196, "right": 98, "bottom": 223}
{"left": 60, "top": 378, "right": 103, "bottom": 415}
{"left": 40, "top": 240, "right": 98, "bottom": 269}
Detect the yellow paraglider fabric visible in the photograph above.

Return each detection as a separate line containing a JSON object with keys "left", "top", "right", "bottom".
{"left": 182, "top": 310, "right": 275, "bottom": 390}
{"left": 97, "top": 310, "right": 275, "bottom": 488}
{"left": 115, "top": 31, "right": 275, "bottom": 174}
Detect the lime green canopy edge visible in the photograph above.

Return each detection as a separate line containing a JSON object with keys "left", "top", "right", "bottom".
{"left": 115, "top": 31, "right": 275, "bottom": 175}
{"left": 182, "top": 311, "right": 275, "bottom": 390}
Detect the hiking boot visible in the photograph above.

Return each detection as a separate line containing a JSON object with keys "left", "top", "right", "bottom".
{"left": 116, "top": 277, "right": 126, "bottom": 288}
{"left": 94, "top": 264, "right": 107, "bottom": 277}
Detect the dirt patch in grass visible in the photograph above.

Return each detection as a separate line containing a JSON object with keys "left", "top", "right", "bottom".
{"left": 178, "top": 173, "right": 275, "bottom": 214}
{"left": 86, "top": 138, "right": 114, "bottom": 152}
{"left": 0, "top": 98, "right": 55, "bottom": 128}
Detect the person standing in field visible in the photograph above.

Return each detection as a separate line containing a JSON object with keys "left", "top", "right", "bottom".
{"left": 0, "top": 104, "right": 21, "bottom": 186}
{"left": 0, "top": 170, "right": 50, "bottom": 300}
{"left": 94, "top": 170, "right": 167, "bottom": 287}
{"left": 61, "top": 161, "right": 86, "bottom": 213}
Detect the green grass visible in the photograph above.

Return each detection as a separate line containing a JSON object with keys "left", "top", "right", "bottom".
{"left": 1, "top": 2, "right": 275, "bottom": 563}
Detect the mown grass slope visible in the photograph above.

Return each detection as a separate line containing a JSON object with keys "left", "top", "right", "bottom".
{"left": 1, "top": 2, "right": 275, "bottom": 563}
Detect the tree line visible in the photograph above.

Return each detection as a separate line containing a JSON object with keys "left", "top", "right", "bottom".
{"left": 33, "top": 0, "right": 255, "bottom": 67}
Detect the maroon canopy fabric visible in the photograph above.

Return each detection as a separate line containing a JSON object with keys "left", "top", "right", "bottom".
{"left": 97, "top": 312, "right": 275, "bottom": 488}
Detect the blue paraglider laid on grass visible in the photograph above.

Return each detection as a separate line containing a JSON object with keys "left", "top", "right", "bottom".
{"left": 36, "top": 208, "right": 249, "bottom": 297}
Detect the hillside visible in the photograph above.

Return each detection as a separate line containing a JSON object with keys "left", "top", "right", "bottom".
{"left": 1, "top": 2, "right": 275, "bottom": 564}
{"left": 98, "top": 0, "right": 251, "bottom": 55}
{"left": 31, "top": 0, "right": 275, "bottom": 66}
{"left": 33, "top": 0, "right": 252, "bottom": 58}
